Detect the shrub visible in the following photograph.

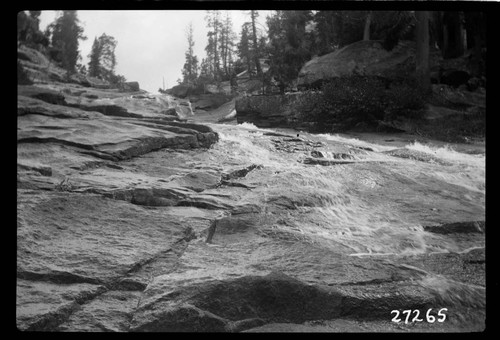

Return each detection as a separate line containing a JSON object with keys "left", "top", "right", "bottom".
{"left": 295, "top": 76, "right": 427, "bottom": 132}
{"left": 384, "top": 78, "right": 427, "bottom": 120}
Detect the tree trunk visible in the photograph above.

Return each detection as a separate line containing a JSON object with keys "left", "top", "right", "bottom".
{"left": 363, "top": 11, "right": 372, "bottom": 41}
{"left": 416, "top": 11, "right": 431, "bottom": 93}
{"left": 251, "top": 10, "right": 262, "bottom": 76}
{"left": 457, "top": 12, "right": 467, "bottom": 56}
{"left": 442, "top": 22, "right": 449, "bottom": 58}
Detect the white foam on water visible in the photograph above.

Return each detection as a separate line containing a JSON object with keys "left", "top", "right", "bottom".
{"left": 317, "top": 133, "right": 398, "bottom": 153}
{"left": 214, "top": 128, "right": 280, "bottom": 168}
{"left": 237, "top": 122, "right": 263, "bottom": 131}
{"left": 405, "top": 141, "right": 485, "bottom": 168}
{"left": 208, "top": 125, "right": 483, "bottom": 257}
{"left": 401, "top": 142, "right": 485, "bottom": 193}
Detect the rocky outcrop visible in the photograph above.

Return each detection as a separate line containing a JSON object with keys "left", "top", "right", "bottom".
{"left": 122, "top": 81, "right": 140, "bottom": 92}
{"left": 168, "top": 84, "right": 194, "bottom": 98}
{"left": 18, "top": 99, "right": 218, "bottom": 163}
{"left": 235, "top": 93, "right": 304, "bottom": 128}
{"left": 297, "top": 40, "right": 442, "bottom": 89}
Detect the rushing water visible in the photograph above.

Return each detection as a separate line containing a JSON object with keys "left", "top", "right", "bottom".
{"left": 200, "top": 122, "right": 485, "bottom": 258}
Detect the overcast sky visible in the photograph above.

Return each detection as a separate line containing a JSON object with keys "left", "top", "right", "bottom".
{"left": 38, "top": 10, "right": 273, "bottom": 94}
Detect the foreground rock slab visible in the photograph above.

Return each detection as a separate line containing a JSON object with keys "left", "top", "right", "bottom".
{"left": 17, "top": 83, "right": 485, "bottom": 332}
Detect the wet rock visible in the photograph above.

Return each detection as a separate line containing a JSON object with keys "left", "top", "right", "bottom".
{"left": 18, "top": 160, "right": 52, "bottom": 176}
{"left": 197, "top": 272, "right": 341, "bottom": 321}
{"left": 217, "top": 108, "right": 237, "bottom": 123}
{"left": 302, "top": 157, "right": 357, "bottom": 166}
{"left": 18, "top": 85, "right": 67, "bottom": 105}
{"left": 17, "top": 191, "right": 189, "bottom": 290}
{"left": 130, "top": 188, "right": 176, "bottom": 207}
{"left": 423, "top": 221, "right": 485, "bottom": 235}
{"left": 176, "top": 195, "right": 233, "bottom": 210}
{"left": 57, "top": 290, "right": 141, "bottom": 332}
{"left": 18, "top": 96, "right": 102, "bottom": 119}
{"left": 190, "top": 93, "right": 232, "bottom": 110}
{"left": 18, "top": 107, "right": 219, "bottom": 161}
{"left": 213, "top": 214, "right": 258, "bottom": 235}
{"left": 16, "top": 279, "right": 106, "bottom": 331}
{"left": 222, "top": 164, "right": 263, "bottom": 181}
{"left": 265, "top": 190, "right": 337, "bottom": 210}
{"left": 77, "top": 103, "right": 144, "bottom": 118}
{"left": 142, "top": 272, "right": 344, "bottom": 325}
{"left": 226, "top": 318, "right": 267, "bottom": 332}
{"left": 384, "top": 148, "right": 452, "bottom": 165}
{"left": 310, "top": 150, "right": 325, "bottom": 158}
{"left": 235, "top": 93, "right": 303, "bottom": 128}
{"left": 130, "top": 303, "right": 229, "bottom": 332}
{"left": 337, "top": 281, "right": 435, "bottom": 319}
{"left": 163, "top": 107, "right": 177, "bottom": 116}
{"left": 170, "top": 171, "right": 221, "bottom": 192}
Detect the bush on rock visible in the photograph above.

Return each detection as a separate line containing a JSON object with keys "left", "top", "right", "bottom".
{"left": 295, "top": 76, "right": 427, "bottom": 132}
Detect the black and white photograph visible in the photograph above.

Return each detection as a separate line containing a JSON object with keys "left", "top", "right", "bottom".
{"left": 16, "top": 1, "right": 488, "bottom": 333}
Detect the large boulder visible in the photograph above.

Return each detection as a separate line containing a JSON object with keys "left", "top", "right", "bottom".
{"left": 297, "top": 40, "right": 441, "bottom": 88}
{"left": 169, "top": 84, "right": 194, "bottom": 98}
{"left": 235, "top": 93, "right": 304, "bottom": 128}
{"left": 122, "top": 81, "right": 140, "bottom": 92}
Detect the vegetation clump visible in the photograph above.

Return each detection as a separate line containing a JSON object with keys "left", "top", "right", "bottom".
{"left": 294, "top": 76, "right": 428, "bottom": 132}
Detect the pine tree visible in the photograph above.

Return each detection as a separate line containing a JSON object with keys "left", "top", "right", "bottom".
{"left": 50, "top": 11, "right": 86, "bottom": 75}
{"left": 250, "top": 10, "right": 262, "bottom": 76}
{"left": 87, "top": 37, "right": 101, "bottom": 78}
{"left": 181, "top": 22, "right": 199, "bottom": 84}
{"left": 205, "top": 10, "right": 223, "bottom": 81}
{"left": 98, "top": 33, "right": 117, "bottom": 79}
{"left": 237, "top": 23, "right": 253, "bottom": 73}
{"left": 219, "top": 11, "right": 236, "bottom": 79}
{"left": 266, "top": 10, "right": 312, "bottom": 93}
{"left": 87, "top": 33, "right": 119, "bottom": 83}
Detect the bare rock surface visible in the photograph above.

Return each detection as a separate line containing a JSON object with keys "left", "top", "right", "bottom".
{"left": 17, "top": 77, "right": 485, "bottom": 332}
{"left": 297, "top": 40, "right": 442, "bottom": 88}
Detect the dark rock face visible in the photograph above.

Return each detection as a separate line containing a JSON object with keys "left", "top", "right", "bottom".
{"left": 297, "top": 40, "right": 441, "bottom": 88}
{"left": 440, "top": 69, "right": 471, "bottom": 88}
{"left": 122, "top": 81, "right": 140, "bottom": 92}
{"left": 235, "top": 93, "right": 303, "bottom": 128}
{"left": 423, "top": 221, "right": 485, "bottom": 235}
{"left": 169, "top": 84, "right": 194, "bottom": 98}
